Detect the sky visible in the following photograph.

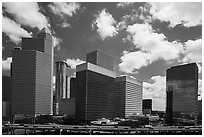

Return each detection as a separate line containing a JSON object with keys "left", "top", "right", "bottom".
{"left": 2, "top": 2, "right": 202, "bottom": 111}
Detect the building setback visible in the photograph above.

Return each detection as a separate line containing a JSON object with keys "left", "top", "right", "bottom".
{"left": 76, "top": 62, "right": 116, "bottom": 121}
{"left": 115, "top": 76, "right": 143, "bottom": 118}
{"left": 86, "top": 50, "right": 114, "bottom": 71}
{"left": 166, "top": 63, "right": 198, "bottom": 125}
{"left": 12, "top": 27, "right": 53, "bottom": 115}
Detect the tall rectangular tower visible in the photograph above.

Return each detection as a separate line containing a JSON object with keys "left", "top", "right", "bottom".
{"left": 12, "top": 27, "right": 53, "bottom": 115}
{"left": 115, "top": 76, "right": 143, "bottom": 118}
{"left": 166, "top": 63, "right": 198, "bottom": 125}
{"left": 76, "top": 62, "right": 116, "bottom": 121}
{"left": 86, "top": 50, "right": 114, "bottom": 71}
{"left": 54, "top": 61, "right": 70, "bottom": 115}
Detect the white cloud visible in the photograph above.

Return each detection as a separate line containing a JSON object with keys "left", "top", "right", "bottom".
{"left": 182, "top": 39, "right": 202, "bottom": 63}
{"left": 117, "top": 4, "right": 151, "bottom": 30}
{"left": 127, "top": 23, "right": 182, "bottom": 60}
{"left": 49, "top": 2, "right": 80, "bottom": 17}
{"left": 65, "top": 58, "right": 85, "bottom": 69}
{"left": 149, "top": 2, "right": 202, "bottom": 27}
{"left": 2, "top": 57, "right": 12, "bottom": 76}
{"left": 2, "top": 16, "right": 32, "bottom": 44}
{"left": 197, "top": 63, "right": 202, "bottom": 74}
{"left": 119, "top": 23, "right": 183, "bottom": 73}
{"left": 57, "top": 22, "right": 71, "bottom": 28}
{"left": 53, "top": 76, "right": 56, "bottom": 91}
{"left": 3, "top": 2, "right": 49, "bottom": 30}
{"left": 179, "top": 39, "right": 202, "bottom": 75}
{"left": 116, "top": 2, "right": 133, "bottom": 8}
{"left": 198, "top": 79, "right": 202, "bottom": 100}
{"left": 119, "top": 50, "right": 151, "bottom": 73}
{"left": 53, "top": 37, "right": 63, "bottom": 50}
{"left": 143, "top": 75, "right": 166, "bottom": 111}
{"left": 92, "top": 9, "right": 118, "bottom": 40}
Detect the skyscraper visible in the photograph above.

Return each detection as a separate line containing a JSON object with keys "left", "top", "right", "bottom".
{"left": 115, "top": 76, "right": 143, "bottom": 118}
{"left": 12, "top": 27, "right": 53, "bottom": 115}
{"left": 166, "top": 63, "right": 198, "bottom": 125}
{"left": 76, "top": 51, "right": 116, "bottom": 121}
{"left": 2, "top": 76, "right": 12, "bottom": 117}
{"left": 86, "top": 50, "right": 114, "bottom": 71}
{"left": 70, "top": 77, "right": 76, "bottom": 98}
{"left": 54, "top": 61, "right": 70, "bottom": 115}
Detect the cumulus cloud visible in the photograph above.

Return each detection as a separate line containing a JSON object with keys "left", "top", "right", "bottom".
{"left": 2, "top": 16, "right": 32, "bottom": 44}
{"left": 92, "top": 9, "right": 118, "bottom": 40}
{"left": 2, "top": 57, "right": 12, "bottom": 76}
{"left": 49, "top": 2, "right": 80, "bottom": 17}
{"left": 198, "top": 79, "right": 202, "bottom": 100}
{"left": 149, "top": 2, "right": 202, "bottom": 27}
{"left": 182, "top": 39, "right": 202, "bottom": 63}
{"left": 119, "top": 23, "right": 183, "bottom": 73}
{"left": 117, "top": 4, "right": 151, "bottom": 30}
{"left": 3, "top": 2, "right": 49, "bottom": 29}
{"left": 65, "top": 58, "right": 85, "bottom": 69}
{"left": 53, "top": 37, "right": 63, "bottom": 50}
{"left": 143, "top": 75, "right": 166, "bottom": 111}
{"left": 119, "top": 51, "right": 151, "bottom": 73}
{"left": 178, "top": 39, "right": 202, "bottom": 75}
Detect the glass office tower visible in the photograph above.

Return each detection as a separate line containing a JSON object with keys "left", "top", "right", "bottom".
{"left": 76, "top": 62, "right": 116, "bottom": 121}
{"left": 166, "top": 63, "right": 198, "bottom": 125}
{"left": 76, "top": 50, "right": 116, "bottom": 121}
{"left": 12, "top": 27, "right": 53, "bottom": 115}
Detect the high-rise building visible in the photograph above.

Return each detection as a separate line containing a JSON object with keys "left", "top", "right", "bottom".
{"left": 2, "top": 76, "right": 12, "bottom": 102}
{"left": 86, "top": 50, "right": 114, "bottom": 71}
{"left": 54, "top": 61, "right": 70, "bottom": 115}
{"left": 197, "top": 100, "right": 202, "bottom": 124}
{"left": 142, "top": 99, "right": 152, "bottom": 115}
{"left": 166, "top": 63, "right": 198, "bottom": 125}
{"left": 70, "top": 77, "right": 76, "bottom": 98}
{"left": 12, "top": 27, "right": 53, "bottom": 115}
{"left": 76, "top": 62, "right": 116, "bottom": 121}
{"left": 59, "top": 98, "right": 76, "bottom": 116}
{"left": 2, "top": 76, "right": 12, "bottom": 117}
{"left": 115, "top": 76, "right": 143, "bottom": 118}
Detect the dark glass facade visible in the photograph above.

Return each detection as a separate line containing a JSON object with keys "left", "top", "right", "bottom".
{"left": 2, "top": 76, "right": 12, "bottom": 102}
{"left": 12, "top": 27, "right": 53, "bottom": 115}
{"left": 76, "top": 63, "right": 116, "bottom": 121}
{"left": 166, "top": 63, "right": 198, "bottom": 125}
{"left": 142, "top": 99, "right": 152, "bottom": 114}
{"left": 70, "top": 77, "right": 76, "bottom": 98}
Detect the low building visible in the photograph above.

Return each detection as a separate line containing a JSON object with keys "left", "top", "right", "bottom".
{"left": 59, "top": 98, "right": 75, "bottom": 116}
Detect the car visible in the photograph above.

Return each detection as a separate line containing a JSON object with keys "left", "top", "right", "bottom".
{"left": 73, "top": 126, "right": 79, "bottom": 129}
{"left": 124, "top": 127, "right": 129, "bottom": 130}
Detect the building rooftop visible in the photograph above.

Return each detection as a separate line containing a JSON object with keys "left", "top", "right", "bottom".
{"left": 39, "top": 27, "right": 52, "bottom": 35}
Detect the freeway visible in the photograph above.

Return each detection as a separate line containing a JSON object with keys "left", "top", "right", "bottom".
{"left": 2, "top": 124, "right": 202, "bottom": 135}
